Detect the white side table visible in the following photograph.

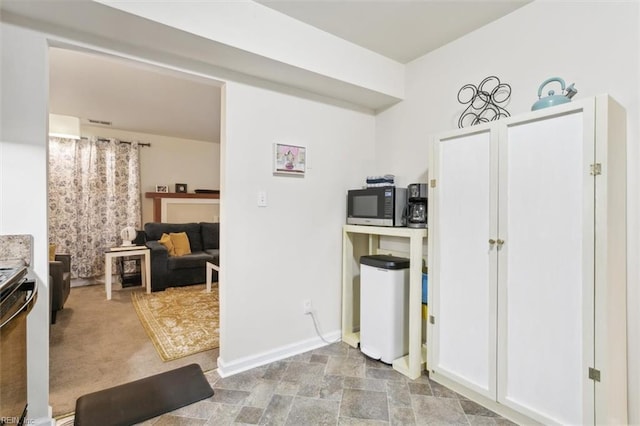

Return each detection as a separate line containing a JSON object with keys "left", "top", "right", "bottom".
{"left": 205, "top": 261, "right": 219, "bottom": 292}
{"left": 104, "top": 246, "right": 151, "bottom": 300}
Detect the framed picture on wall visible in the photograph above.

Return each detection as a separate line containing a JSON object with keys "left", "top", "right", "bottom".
{"left": 273, "top": 143, "right": 306, "bottom": 176}
{"left": 175, "top": 183, "right": 187, "bottom": 193}
{"left": 155, "top": 185, "right": 169, "bottom": 193}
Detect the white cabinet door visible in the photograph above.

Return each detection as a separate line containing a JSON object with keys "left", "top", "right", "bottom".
{"left": 430, "top": 127, "right": 498, "bottom": 398}
{"left": 428, "top": 96, "right": 625, "bottom": 425}
{"left": 497, "top": 106, "right": 595, "bottom": 425}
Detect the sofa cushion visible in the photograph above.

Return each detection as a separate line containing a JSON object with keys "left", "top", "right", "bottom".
{"left": 159, "top": 233, "right": 176, "bottom": 256}
{"left": 204, "top": 249, "right": 219, "bottom": 263}
{"left": 145, "top": 222, "right": 203, "bottom": 253}
{"left": 167, "top": 252, "right": 213, "bottom": 270}
{"left": 200, "top": 223, "right": 219, "bottom": 250}
{"left": 49, "top": 244, "right": 57, "bottom": 261}
{"left": 170, "top": 232, "right": 191, "bottom": 256}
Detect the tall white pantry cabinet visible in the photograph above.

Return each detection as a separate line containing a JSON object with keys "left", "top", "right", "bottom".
{"left": 427, "top": 95, "right": 627, "bottom": 425}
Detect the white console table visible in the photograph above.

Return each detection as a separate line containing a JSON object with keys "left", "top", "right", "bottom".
{"left": 342, "top": 224, "right": 427, "bottom": 379}
{"left": 104, "top": 246, "right": 151, "bottom": 300}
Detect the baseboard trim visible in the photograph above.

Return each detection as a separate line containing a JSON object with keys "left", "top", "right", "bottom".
{"left": 70, "top": 277, "right": 104, "bottom": 288}
{"left": 216, "top": 330, "right": 342, "bottom": 378}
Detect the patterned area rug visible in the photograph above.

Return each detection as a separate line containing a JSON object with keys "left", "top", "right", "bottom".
{"left": 132, "top": 284, "right": 219, "bottom": 361}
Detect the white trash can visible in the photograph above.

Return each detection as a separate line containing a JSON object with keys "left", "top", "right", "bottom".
{"left": 359, "top": 254, "right": 410, "bottom": 364}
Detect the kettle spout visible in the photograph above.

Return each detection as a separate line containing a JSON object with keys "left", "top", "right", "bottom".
{"left": 565, "top": 83, "right": 578, "bottom": 99}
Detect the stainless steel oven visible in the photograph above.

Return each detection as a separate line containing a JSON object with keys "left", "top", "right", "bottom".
{"left": 0, "top": 265, "right": 37, "bottom": 426}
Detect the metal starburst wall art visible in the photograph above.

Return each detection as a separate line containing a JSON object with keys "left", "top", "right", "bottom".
{"left": 457, "top": 76, "right": 511, "bottom": 128}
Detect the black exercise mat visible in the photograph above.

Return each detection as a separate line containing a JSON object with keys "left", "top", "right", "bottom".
{"left": 74, "top": 363, "right": 214, "bottom": 426}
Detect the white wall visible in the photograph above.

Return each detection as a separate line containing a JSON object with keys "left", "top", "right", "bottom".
{"left": 1, "top": 10, "right": 376, "bottom": 421}
{"left": 219, "top": 81, "right": 375, "bottom": 368}
{"left": 0, "top": 22, "right": 51, "bottom": 423}
{"left": 375, "top": 1, "right": 640, "bottom": 421}
{"left": 80, "top": 125, "right": 220, "bottom": 225}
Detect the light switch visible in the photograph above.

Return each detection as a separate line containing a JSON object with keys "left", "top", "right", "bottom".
{"left": 257, "top": 191, "right": 268, "bottom": 207}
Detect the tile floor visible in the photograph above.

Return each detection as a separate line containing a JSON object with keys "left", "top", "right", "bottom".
{"left": 131, "top": 342, "right": 516, "bottom": 425}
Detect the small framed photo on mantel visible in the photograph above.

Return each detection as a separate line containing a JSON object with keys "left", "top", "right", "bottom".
{"left": 175, "top": 183, "right": 188, "bottom": 193}
{"left": 155, "top": 185, "right": 169, "bottom": 193}
{"left": 273, "top": 143, "right": 306, "bottom": 176}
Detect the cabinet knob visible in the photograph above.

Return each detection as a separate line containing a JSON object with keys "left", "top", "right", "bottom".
{"left": 497, "top": 239, "right": 505, "bottom": 246}
{"left": 489, "top": 239, "right": 496, "bottom": 245}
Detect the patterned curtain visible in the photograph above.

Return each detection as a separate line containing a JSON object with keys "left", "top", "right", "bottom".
{"left": 49, "top": 137, "right": 141, "bottom": 278}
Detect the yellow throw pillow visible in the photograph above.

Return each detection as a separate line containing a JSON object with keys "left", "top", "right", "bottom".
{"left": 159, "top": 233, "right": 176, "bottom": 256}
{"left": 170, "top": 232, "right": 191, "bottom": 257}
{"left": 49, "top": 244, "right": 57, "bottom": 261}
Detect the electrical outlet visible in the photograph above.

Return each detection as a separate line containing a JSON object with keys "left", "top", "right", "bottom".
{"left": 303, "top": 299, "right": 312, "bottom": 314}
{"left": 257, "top": 191, "right": 267, "bottom": 207}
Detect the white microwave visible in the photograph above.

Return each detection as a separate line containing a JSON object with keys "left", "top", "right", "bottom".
{"left": 346, "top": 187, "right": 406, "bottom": 227}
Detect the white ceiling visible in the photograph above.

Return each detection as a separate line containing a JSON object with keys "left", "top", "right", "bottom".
{"left": 48, "top": 1, "right": 530, "bottom": 142}
{"left": 257, "top": 0, "right": 530, "bottom": 64}
{"left": 49, "top": 48, "right": 223, "bottom": 142}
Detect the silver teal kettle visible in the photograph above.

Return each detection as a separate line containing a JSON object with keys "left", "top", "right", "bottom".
{"left": 531, "top": 77, "right": 578, "bottom": 111}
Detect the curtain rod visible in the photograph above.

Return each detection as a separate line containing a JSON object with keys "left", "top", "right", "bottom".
{"left": 80, "top": 136, "right": 151, "bottom": 147}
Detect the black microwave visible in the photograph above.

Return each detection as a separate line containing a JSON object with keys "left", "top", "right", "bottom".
{"left": 347, "top": 187, "right": 407, "bottom": 227}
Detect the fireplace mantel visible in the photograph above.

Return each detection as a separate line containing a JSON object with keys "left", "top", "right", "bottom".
{"left": 145, "top": 192, "right": 220, "bottom": 222}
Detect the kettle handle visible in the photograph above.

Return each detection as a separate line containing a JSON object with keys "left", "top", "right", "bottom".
{"left": 537, "top": 77, "right": 566, "bottom": 98}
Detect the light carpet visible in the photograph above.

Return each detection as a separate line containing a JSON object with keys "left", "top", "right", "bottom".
{"left": 132, "top": 284, "right": 219, "bottom": 361}
{"left": 50, "top": 283, "right": 217, "bottom": 418}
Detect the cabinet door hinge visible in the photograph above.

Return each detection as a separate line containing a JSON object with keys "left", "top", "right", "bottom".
{"left": 590, "top": 163, "right": 602, "bottom": 176}
{"left": 430, "top": 179, "right": 437, "bottom": 188}
{"left": 429, "top": 315, "right": 435, "bottom": 324}
{"left": 588, "top": 367, "right": 601, "bottom": 382}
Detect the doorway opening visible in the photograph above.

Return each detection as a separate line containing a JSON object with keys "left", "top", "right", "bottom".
{"left": 47, "top": 45, "right": 224, "bottom": 418}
